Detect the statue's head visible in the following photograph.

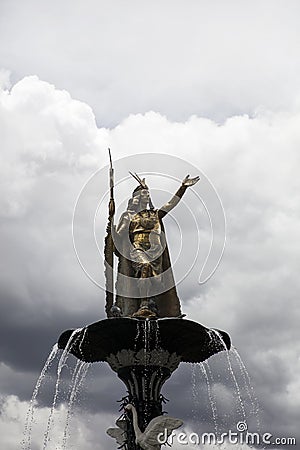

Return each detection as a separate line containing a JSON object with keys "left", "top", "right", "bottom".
{"left": 129, "top": 172, "right": 154, "bottom": 210}
{"left": 133, "top": 186, "right": 149, "bottom": 202}
{"left": 127, "top": 194, "right": 140, "bottom": 212}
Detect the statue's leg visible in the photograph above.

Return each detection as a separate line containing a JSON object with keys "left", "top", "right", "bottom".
{"left": 139, "top": 263, "right": 152, "bottom": 307}
{"left": 130, "top": 248, "right": 158, "bottom": 317}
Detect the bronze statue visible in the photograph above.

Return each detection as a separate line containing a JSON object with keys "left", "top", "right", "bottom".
{"left": 105, "top": 159, "right": 199, "bottom": 319}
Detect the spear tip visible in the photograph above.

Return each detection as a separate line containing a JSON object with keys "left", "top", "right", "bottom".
{"left": 108, "top": 148, "right": 112, "bottom": 166}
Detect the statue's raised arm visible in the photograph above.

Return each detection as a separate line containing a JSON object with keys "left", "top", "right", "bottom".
{"left": 158, "top": 174, "right": 200, "bottom": 219}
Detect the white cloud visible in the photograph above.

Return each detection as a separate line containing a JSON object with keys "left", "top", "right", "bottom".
{"left": 1, "top": 1, "right": 300, "bottom": 126}
{"left": 0, "top": 69, "right": 11, "bottom": 90}
{"left": 0, "top": 394, "right": 263, "bottom": 450}
{"left": 0, "top": 394, "right": 118, "bottom": 450}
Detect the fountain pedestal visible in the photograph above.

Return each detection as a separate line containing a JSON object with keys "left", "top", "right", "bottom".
{"left": 108, "top": 351, "right": 180, "bottom": 449}
{"left": 107, "top": 348, "right": 180, "bottom": 430}
{"left": 58, "top": 317, "right": 230, "bottom": 449}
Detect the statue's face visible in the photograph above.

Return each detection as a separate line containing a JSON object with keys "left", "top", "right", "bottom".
{"left": 132, "top": 188, "right": 149, "bottom": 210}
{"left": 132, "top": 196, "right": 140, "bottom": 207}
{"left": 140, "top": 189, "right": 150, "bottom": 203}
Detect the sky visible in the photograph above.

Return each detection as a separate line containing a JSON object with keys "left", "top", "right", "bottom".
{"left": 0, "top": 1, "right": 300, "bottom": 449}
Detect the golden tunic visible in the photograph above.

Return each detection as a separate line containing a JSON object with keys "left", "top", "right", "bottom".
{"left": 129, "top": 210, "right": 164, "bottom": 276}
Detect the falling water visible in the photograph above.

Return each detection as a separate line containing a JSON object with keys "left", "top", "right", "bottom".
{"left": 231, "top": 346, "right": 260, "bottom": 432}
{"left": 42, "top": 328, "right": 82, "bottom": 450}
{"left": 153, "top": 319, "right": 161, "bottom": 348}
{"left": 210, "top": 329, "right": 246, "bottom": 422}
{"left": 134, "top": 320, "right": 142, "bottom": 352}
{"left": 201, "top": 361, "right": 219, "bottom": 436}
{"left": 143, "top": 319, "right": 150, "bottom": 428}
{"left": 21, "top": 343, "right": 59, "bottom": 450}
{"left": 204, "top": 361, "right": 216, "bottom": 388}
{"left": 143, "top": 319, "right": 150, "bottom": 363}
{"left": 62, "top": 360, "right": 90, "bottom": 449}
{"left": 204, "top": 359, "right": 220, "bottom": 428}
{"left": 79, "top": 327, "right": 88, "bottom": 360}
{"left": 190, "top": 364, "right": 198, "bottom": 422}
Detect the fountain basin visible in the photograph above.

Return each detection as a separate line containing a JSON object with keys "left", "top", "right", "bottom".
{"left": 57, "top": 318, "right": 230, "bottom": 364}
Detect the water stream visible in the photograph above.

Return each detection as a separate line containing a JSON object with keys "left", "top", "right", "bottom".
{"left": 61, "top": 360, "right": 90, "bottom": 449}
{"left": 153, "top": 319, "right": 161, "bottom": 348}
{"left": 134, "top": 320, "right": 142, "bottom": 352}
{"left": 21, "top": 344, "right": 59, "bottom": 450}
{"left": 42, "top": 328, "right": 82, "bottom": 450}
{"left": 231, "top": 346, "right": 260, "bottom": 431}
{"left": 190, "top": 364, "right": 198, "bottom": 422}
{"left": 21, "top": 327, "right": 93, "bottom": 450}
{"left": 143, "top": 319, "right": 150, "bottom": 429}
{"left": 210, "top": 329, "right": 247, "bottom": 422}
{"left": 201, "top": 361, "right": 219, "bottom": 436}
{"left": 187, "top": 330, "right": 261, "bottom": 436}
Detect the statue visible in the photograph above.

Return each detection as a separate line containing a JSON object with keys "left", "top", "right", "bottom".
{"left": 105, "top": 156, "right": 199, "bottom": 318}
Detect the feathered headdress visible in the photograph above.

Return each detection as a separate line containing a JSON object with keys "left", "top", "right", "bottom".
{"left": 129, "top": 171, "right": 148, "bottom": 190}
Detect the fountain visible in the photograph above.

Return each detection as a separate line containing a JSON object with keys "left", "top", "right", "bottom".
{"left": 55, "top": 153, "right": 232, "bottom": 449}
{"left": 20, "top": 153, "right": 235, "bottom": 449}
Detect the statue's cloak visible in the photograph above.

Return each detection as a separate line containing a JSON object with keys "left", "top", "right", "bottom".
{"left": 114, "top": 211, "right": 181, "bottom": 318}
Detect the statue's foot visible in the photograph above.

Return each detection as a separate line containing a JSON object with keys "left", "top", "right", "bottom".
{"left": 132, "top": 306, "right": 157, "bottom": 319}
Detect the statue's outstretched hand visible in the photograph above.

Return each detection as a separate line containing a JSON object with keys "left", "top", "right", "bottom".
{"left": 182, "top": 174, "right": 200, "bottom": 187}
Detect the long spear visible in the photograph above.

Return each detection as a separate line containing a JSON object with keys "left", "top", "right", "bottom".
{"left": 104, "top": 148, "right": 115, "bottom": 317}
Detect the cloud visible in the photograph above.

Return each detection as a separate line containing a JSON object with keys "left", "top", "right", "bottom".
{"left": 0, "top": 69, "right": 11, "bottom": 90}
{"left": 0, "top": 394, "right": 119, "bottom": 450}
{"left": 1, "top": 1, "right": 300, "bottom": 127}
{"left": 0, "top": 76, "right": 299, "bottom": 447}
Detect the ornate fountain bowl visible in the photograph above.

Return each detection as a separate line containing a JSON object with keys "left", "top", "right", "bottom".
{"left": 58, "top": 318, "right": 231, "bottom": 435}
{"left": 57, "top": 317, "right": 231, "bottom": 364}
